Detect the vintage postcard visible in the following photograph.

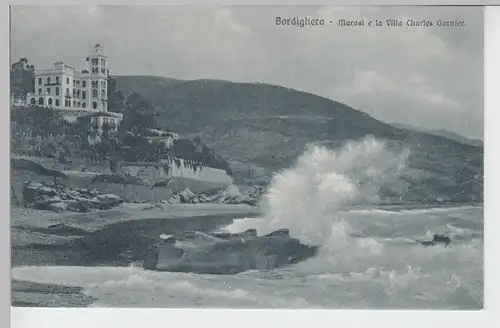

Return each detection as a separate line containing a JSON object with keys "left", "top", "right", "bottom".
{"left": 9, "top": 5, "right": 483, "bottom": 309}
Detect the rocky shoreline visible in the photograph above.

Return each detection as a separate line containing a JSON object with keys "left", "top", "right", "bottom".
{"left": 166, "top": 185, "right": 266, "bottom": 206}
{"left": 17, "top": 177, "right": 266, "bottom": 214}
{"left": 11, "top": 202, "right": 261, "bottom": 307}
{"left": 22, "top": 181, "right": 124, "bottom": 213}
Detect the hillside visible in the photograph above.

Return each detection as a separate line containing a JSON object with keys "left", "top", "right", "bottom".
{"left": 111, "top": 75, "right": 185, "bottom": 97}
{"left": 391, "top": 123, "right": 483, "bottom": 147}
{"left": 114, "top": 75, "right": 483, "bottom": 204}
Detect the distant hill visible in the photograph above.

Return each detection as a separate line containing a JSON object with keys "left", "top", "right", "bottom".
{"left": 111, "top": 75, "right": 185, "bottom": 97}
{"left": 391, "top": 123, "right": 483, "bottom": 147}
{"left": 114, "top": 75, "right": 483, "bottom": 204}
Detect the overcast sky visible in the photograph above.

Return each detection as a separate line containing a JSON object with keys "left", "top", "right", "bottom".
{"left": 11, "top": 6, "right": 484, "bottom": 139}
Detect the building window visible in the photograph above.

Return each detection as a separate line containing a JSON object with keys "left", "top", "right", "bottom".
{"left": 92, "top": 67, "right": 98, "bottom": 73}
{"left": 82, "top": 91, "right": 86, "bottom": 99}
{"left": 101, "top": 81, "right": 106, "bottom": 88}
{"left": 47, "top": 88, "right": 51, "bottom": 95}
{"left": 66, "top": 88, "right": 70, "bottom": 96}
{"left": 101, "top": 89, "right": 105, "bottom": 97}
{"left": 102, "top": 101, "right": 106, "bottom": 109}
{"left": 38, "top": 78, "right": 42, "bottom": 85}
{"left": 30, "top": 98, "right": 35, "bottom": 105}
{"left": 92, "top": 89, "right": 98, "bottom": 98}
{"left": 48, "top": 98, "right": 53, "bottom": 106}
{"left": 55, "top": 87, "right": 59, "bottom": 96}
{"left": 66, "top": 77, "right": 69, "bottom": 84}
{"left": 38, "top": 97, "right": 44, "bottom": 106}
{"left": 55, "top": 99, "right": 60, "bottom": 106}
{"left": 47, "top": 77, "right": 51, "bottom": 84}
{"left": 92, "top": 101, "right": 98, "bottom": 109}
{"left": 73, "top": 101, "right": 76, "bottom": 107}
{"left": 101, "top": 59, "right": 105, "bottom": 65}
{"left": 82, "top": 102, "right": 86, "bottom": 108}
{"left": 38, "top": 89, "right": 42, "bottom": 95}
{"left": 101, "top": 67, "right": 106, "bottom": 74}
{"left": 56, "top": 76, "right": 60, "bottom": 84}
{"left": 92, "top": 81, "right": 98, "bottom": 88}
{"left": 78, "top": 102, "right": 81, "bottom": 107}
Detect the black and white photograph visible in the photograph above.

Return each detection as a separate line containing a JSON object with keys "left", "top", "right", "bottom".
{"left": 9, "top": 5, "right": 484, "bottom": 309}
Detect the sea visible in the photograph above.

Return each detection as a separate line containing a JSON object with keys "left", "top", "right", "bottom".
{"left": 11, "top": 137, "right": 484, "bottom": 309}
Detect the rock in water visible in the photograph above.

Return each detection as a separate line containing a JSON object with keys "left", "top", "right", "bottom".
{"left": 143, "top": 229, "right": 318, "bottom": 274}
{"left": 419, "top": 234, "right": 451, "bottom": 247}
{"left": 211, "top": 228, "right": 258, "bottom": 240}
{"left": 143, "top": 240, "right": 184, "bottom": 270}
{"left": 264, "top": 228, "right": 290, "bottom": 237}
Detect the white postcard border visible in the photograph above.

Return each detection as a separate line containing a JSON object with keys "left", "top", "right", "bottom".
{"left": 3, "top": 2, "right": 499, "bottom": 328}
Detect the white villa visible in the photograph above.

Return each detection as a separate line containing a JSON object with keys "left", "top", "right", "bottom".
{"left": 24, "top": 44, "right": 122, "bottom": 132}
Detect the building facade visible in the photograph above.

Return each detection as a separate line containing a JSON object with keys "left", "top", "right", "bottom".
{"left": 26, "top": 44, "right": 109, "bottom": 112}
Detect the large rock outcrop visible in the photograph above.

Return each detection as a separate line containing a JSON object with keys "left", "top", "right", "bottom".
{"left": 22, "top": 181, "right": 124, "bottom": 213}
{"left": 143, "top": 228, "right": 318, "bottom": 274}
{"left": 166, "top": 185, "right": 266, "bottom": 206}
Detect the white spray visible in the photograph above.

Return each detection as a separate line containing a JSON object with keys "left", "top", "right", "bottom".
{"left": 256, "top": 136, "right": 409, "bottom": 246}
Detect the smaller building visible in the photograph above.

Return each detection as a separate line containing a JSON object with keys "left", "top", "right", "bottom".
{"left": 77, "top": 111, "right": 123, "bottom": 144}
{"left": 145, "top": 128, "right": 180, "bottom": 149}
{"left": 89, "top": 112, "right": 121, "bottom": 133}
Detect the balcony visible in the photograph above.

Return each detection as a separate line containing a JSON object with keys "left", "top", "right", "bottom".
{"left": 65, "top": 94, "right": 72, "bottom": 99}
{"left": 44, "top": 82, "right": 61, "bottom": 86}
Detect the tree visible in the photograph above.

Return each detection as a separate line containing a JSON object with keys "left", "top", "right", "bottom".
{"left": 11, "top": 106, "right": 64, "bottom": 139}
{"left": 74, "top": 116, "right": 92, "bottom": 142}
{"left": 107, "top": 76, "right": 125, "bottom": 113}
{"left": 120, "top": 92, "right": 156, "bottom": 133}
{"left": 102, "top": 122, "right": 111, "bottom": 140}
{"left": 11, "top": 58, "right": 35, "bottom": 96}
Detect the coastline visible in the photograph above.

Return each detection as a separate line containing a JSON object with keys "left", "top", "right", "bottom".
{"left": 10, "top": 201, "right": 482, "bottom": 308}
{"left": 10, "top": 203, "right": 262, "bottom": 307}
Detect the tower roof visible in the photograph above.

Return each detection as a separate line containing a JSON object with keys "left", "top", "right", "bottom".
{"left": 90, "top": 43, "right": 107, "bottom": 57}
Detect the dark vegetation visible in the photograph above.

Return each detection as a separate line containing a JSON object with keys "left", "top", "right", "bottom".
{"left": 10, "top": 58, "right": 231, "bottom": 173}
{"left": 10, "top": 58, "right": 35, "bottom": 97}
